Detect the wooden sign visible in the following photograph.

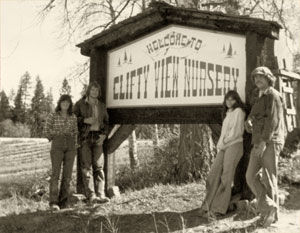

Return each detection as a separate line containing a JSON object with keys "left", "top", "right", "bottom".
{"left": 107, "top": 25, "right": 246, "bottom": 108}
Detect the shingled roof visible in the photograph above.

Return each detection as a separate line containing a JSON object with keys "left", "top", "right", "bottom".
{"left": 77, "top": 2, "right": 282, "bottom": 56}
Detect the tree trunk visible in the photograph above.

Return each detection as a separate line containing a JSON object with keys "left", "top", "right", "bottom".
{"left": 128, "top": 130, "right": 139, "bottom": 169}
{"left": 152, "top": 124, "right": 159, "bottom": 155}
{"left": 178, "top": 124, "right": 216, "bottom": 182}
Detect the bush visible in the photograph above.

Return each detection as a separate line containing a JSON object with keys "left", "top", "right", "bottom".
{"left": 0, "top": 119, "right": 31, "bottom": 137}
{"left": 135, "top": 124, "right": 179, "bottom": 140}
{"left": 116, "top": 136, "right": 183, "bottom": 191}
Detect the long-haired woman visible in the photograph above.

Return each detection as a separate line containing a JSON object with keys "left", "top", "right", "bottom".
{"left": 43, "top": 94, "right": 78, "bottom": 211}
{"left": 199, "top": 90, "right": 246, "bottom": 218}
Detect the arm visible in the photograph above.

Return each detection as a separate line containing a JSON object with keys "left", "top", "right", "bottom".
{"left": 43, "top": 113, "right": 54, "bottom": 141}
{"left": 73, "top": 101, "right": 84, "bottom": 128}
{"left": 70, "top": 114, "right": 79, "bottom": 147}
{"left": 224, "top": 109, "right": 245, "bottom": 144}
{"left": 262, "top": 94, "right": 279, "bottom": 142}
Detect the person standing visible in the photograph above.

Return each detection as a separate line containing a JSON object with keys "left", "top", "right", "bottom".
{"left": 43, "top": 94, "right": 78, "bottom": 210}
{"left": 199, "top": 90, "right": 246, "bottom": 218}
{"left": 245, "top": 66, "right": 285, "bottom": 227}
{"left": 73, "top": 82, "right": 110, "bottom": 204}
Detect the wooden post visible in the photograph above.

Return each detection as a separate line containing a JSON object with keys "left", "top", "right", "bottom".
{"left": 76, "top": 148, "right": 85, "bottom": 194}
{"left": 89, "top": 47, "right": 115, "bottom": 195}
{"left": 103, "top": 142, "right": 116, "bottom": 195}
{"left": 297, "top": 81, "right": 300, "bottom": 127}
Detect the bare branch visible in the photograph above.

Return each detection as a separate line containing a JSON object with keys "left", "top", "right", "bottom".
{"left": 246, "top": 0, "right": 260, "bottom": 15}
{"left": 42, "top": 0, "right": 56, "bottom": 12}
{"left": 86, "top": 0, "right": 132, "bottom": 35}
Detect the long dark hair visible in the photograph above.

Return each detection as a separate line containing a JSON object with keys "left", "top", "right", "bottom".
{"left": 222, "top": 90, "right": 245, "bottom": 120}
{"left": 55, "top": 94, "right": 73, "bottom": 116}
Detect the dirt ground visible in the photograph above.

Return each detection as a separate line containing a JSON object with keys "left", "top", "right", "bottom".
{"left": 0, "top": 182, "right": 299, "bottom": 233}
{"left": 0, "top": 139, "right": 299, "bottom": 233}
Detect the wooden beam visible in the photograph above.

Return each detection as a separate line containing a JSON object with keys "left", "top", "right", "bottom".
{"left": 278, "top": 70, "right": 300, "bottom": 80}
{"left": 107, "top": 107, "right": 223, "bottom": 124}
{"left": 106, "top": 124, "right": 136, "bottom": 154}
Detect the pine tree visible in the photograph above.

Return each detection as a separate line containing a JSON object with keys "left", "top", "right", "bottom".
{"left": 60, "top": 78, "right": 72, "bottom": 95}
{"left": 13, "top": 86, "right": 25, "bottom": 123}
{"left": 8, "top": 89, "right": 15, "bottom": 105}
{"left": 13, "top": 72, "right": 32, "bottom": 123}
{"left": 29, "top": 76, "right": 47, "bottom": 137}
{"left": 0, "top": 90, "right": 11, "bottom": 121}
{"left": 20, "top": 71, "right": 32, "bottom": 110}
{"left": 45, "top": 88, "right": 54, "bottom": 113}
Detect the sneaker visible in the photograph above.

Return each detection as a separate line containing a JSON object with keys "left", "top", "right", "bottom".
{"left": 50, "top": 204, "right": 60, "bottom": 211}
{"left": 262, "top": 206, "right": 277, "bottom": 227}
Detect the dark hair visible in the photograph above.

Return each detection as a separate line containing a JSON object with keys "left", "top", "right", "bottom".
{"left": 86, "top": 82, "right": 101, "bottom": 99}
{"left": 222, "top": 90, "right": 245, "bottom": 120}
{"left": 55, "top": 94, "right": 73, "bottom": 116}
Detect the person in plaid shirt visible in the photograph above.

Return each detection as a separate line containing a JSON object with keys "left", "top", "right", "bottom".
{"left": 43, "top": 94, "right": 78, "bottom": 211}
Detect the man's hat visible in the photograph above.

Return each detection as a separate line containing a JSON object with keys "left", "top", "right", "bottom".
{"left": 251, "top": 66, "right": 276, "bottom": 86}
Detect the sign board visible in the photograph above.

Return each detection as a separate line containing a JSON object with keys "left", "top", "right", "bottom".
{"left": 107, "top": 25, "right": 246, "bottom": 108}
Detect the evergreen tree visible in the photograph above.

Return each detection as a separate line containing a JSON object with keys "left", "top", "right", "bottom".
{"left": 20, "top": 71, "right": 32, "bottom": 109}
{"left": 8, "top": 89, "right": 15, "bottom": 105}
{"left": 13, "top": 72, "right": 32, "bottom": 123}
{"left": 60, "top": 78, "right": 71, "bottom": 95}
{"left": 45, "top": 88, "right": 54, "bottom": 113}
{"left": 13, "top": 86, "right": 25, "bottom": 123}
{"left": 29, "top": 76, "right": 47, "bottom": 137}
{"left": 0, "top": 90, "right": 11, "bottom": 121}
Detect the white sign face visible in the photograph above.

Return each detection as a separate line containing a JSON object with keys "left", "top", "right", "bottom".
{"left": 107, "top": 25, "right": 246, "bottom": 108}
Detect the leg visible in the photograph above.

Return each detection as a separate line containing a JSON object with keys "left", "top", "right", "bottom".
{"left": 49, "top": 141, "right": 64, "bottom": 205}
{"left": 259, "top": 143, "right": 282, "bottom": 213}
{"left": 210, "top": 143, "right": 243, "bottom": 214}
{"left": 81, "top": 140, "right": 94, "bottom": 199}
{"left": 92, "top": 144, "right": 106, "bottom": 198}
{"left": 201, "top": 149, "right": 225, "bottom": 211}
{"left": 59, "top": 148, "right": 76, "bottom": 207}
{"left": 246, "top": 146, "right": 263, "bottom": 201}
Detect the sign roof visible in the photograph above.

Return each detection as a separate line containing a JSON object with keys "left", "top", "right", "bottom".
{"left": 77, "top": 2, "right": 281, "bottom": 56}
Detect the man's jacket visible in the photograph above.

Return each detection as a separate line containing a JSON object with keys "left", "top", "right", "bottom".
{"left": 73, "top": 96, "right": 109, "bottom": 140}
{"left": 248, "top": 87, "right": 285, "bottom": 145}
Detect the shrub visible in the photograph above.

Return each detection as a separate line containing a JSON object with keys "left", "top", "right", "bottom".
{"left": 0, "top": 119, "right": 31, "bottom": 137}
{"left": 116, "top": 137, "right": 179, "bottom": 191}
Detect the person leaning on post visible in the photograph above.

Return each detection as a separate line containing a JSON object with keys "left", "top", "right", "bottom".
{"left": 73, "top": 82, "right": 110, "bottom": 204}
{"left": 43, "top": 94, "right": 79, "bottom": 211}
{"left": 198, "top": 90, "right": 246, "bottom": 219}
{"left": 245, "top": 66, "right": 285, "bottom": 227}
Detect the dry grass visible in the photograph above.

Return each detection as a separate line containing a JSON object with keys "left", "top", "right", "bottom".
{"left": 1, "top": 138, "right": 300, "bottom": 233}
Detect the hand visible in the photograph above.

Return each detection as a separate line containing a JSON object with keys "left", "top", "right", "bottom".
{"left": 84, "top": 117, "right": 97, "bottom": 125}
{"left": 245, "top": 119, "right": 253, "bottom": 133}
{"left": 96, "top": 134, "right": 106, "bottom": 145}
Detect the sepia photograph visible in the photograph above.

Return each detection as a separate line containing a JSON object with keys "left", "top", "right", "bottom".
{"left": 0, "top": 0, "right": 300, "bottom": 232}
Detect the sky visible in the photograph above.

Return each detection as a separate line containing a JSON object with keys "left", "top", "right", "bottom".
{"left": 0, "top": 0, "right": 88, "bottom": 103}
